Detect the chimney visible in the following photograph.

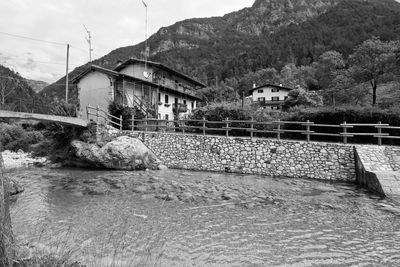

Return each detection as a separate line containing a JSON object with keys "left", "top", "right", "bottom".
{"left": 253, "top": 82, "right": 256, "bottom": 89}
{"left": 116, "top": 59, "right": 123, "bottom": 66}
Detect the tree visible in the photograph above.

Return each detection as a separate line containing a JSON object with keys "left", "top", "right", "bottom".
{"left": 349, "top": 37, "right": 400, "bottom": 105}
{"left": 283, "top": 88, "right": 323, "bottom": 110}
{"left": 0, "top": 77, "right": 18, "bottom": 105}
{"left": 314, "top": 50, "right": 346, "bottom": 90}
{"left": 196, "top": 82, "right": 240, "bottom": 105}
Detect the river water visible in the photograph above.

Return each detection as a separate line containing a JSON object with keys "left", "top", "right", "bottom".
{"left": 8, "top": 168, "right": 400, "bottom": 266}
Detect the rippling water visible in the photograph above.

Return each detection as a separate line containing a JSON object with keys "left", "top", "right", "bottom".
{"left": 8, "top": 168, "right": 400, "bottom": 266}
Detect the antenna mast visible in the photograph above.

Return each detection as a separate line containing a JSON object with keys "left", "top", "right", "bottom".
{"left": 142, "top": 1, "right": 149, "bottom": 72}
{"left": 83, "top": 24, "right": 93, "bottom": 63}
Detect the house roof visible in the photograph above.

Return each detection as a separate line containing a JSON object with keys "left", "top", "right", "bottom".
{"left": 114, "top": 58, "right": 206, "bottom": 88}
{"left": 71, "top": 64, "right": 119, "bottom": 84}
{"left": 249, "top": 84, "right": 293, "bottom": 93}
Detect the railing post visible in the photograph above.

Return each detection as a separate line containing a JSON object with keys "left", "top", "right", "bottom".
{"left": 277, "top": 119, "right": 281, "bottom": 140}
{"left": 342, "top": 121, "right": 347, "bottom": 144}
{"left": 119, "top": 115, "right": 123, "bottom": 131}
{"left": 225, "top": 118, "right": 229, "bottom": 138}
{"left": 145, "top": 115, "right": 148, "bottom": 132}
{"left": 202, "top": 116, "right": 206, "bottom": 136}
{"left": 306, "top": 120, "right": 311, "bottom": 142}
{"left": 250, "top": 116, "right": 254, "bottom": 140}
{"left": 96, "top": 105, "right": 99, "bottom": 123}
{"left": 86, "top": 105, "right": 90, "bottom": 119}
{"left": 182, "top": 119, "right": 185, "bottom": 134}
{"left": 377, "top": 121, "right": 382, "bottom": 146}
{"left": 131, "top": 115, "right": 134, "bottom": 132}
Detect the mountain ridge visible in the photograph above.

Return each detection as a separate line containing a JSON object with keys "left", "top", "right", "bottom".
{"left": 42, "top": 0, "right": 400, "bottom": 101}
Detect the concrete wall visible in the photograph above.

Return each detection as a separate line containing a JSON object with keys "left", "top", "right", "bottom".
{"left": 128, "top": 132, "right": 356, "bottom": 181}
{"left": 355, "top": 145, "right": 400, "bottom": 198}
{"left": 77, "top": 71, "right": 114, "bottom": 119}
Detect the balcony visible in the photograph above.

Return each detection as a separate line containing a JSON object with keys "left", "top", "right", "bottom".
{"left": 256, "top": 100, "right": 285, "bottom": 107}
{"left": 173, "top": 103, "right": 188, "bottom": 114}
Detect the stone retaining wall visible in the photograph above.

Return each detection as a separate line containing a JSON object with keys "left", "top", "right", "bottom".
{"left": 128, "top": 132, "right": 356, "bottom": 181}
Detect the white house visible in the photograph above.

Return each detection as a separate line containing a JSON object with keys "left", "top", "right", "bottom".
{"left": 249, "top": 84, "right": 293, "bottom": 110}
{"left": 72, "top": 58, "right": 205, "bottom": 121}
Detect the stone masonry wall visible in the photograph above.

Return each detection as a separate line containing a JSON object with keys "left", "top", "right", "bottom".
{"left": 128, "top": 132, "right": 356, "bottom": 181}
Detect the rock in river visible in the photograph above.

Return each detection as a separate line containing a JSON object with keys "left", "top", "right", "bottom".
{"left": 71, "top": 136, "right": 163, "bottom": 170}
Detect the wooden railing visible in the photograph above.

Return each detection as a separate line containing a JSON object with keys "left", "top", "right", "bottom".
{"left": 127, "top": 116, "right": 400, "bottom": 145}
{"left": 86, "top": 105, "right": 122, "bottom": 130}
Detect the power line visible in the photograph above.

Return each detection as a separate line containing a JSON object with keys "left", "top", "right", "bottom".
{"left": 0, "top": 30, "right": 101, "bottom": 57}
{"left": 0, "top": 31, "right": 67, "bottom": 46}
{"left": 1, "top": 57, "right": 81, "bottom": 67}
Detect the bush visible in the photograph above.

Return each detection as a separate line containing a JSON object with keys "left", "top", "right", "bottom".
{"left": 281, "top": 106, "right": 400, "bottom": 144}
{"left": 108, "top": 101, "right": 145, "bottom": 130}
{"left": 0, "top": 123, "right": 45, "bottom": 151}
{"left": 187, "top": 103, "right": 400, "bottom": 144}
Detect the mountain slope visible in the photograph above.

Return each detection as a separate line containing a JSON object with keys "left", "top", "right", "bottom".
{"left": 42, "top": 0, "right": 400, "bottom": 101}
{"left": 0, "top": 65, "right": 36, "bottom": 104}
{"left": 25, "top": 79, "right": 48, "bottom": 93}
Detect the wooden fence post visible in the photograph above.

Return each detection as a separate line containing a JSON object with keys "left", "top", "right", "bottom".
{"left": 250, "top": 116, "right": 254, "bottom": 140}
{"left": 377, "top": 121, "right": 382, "bottom": 146}
{"left": 277, "top": 119, "right": 281, "bottom": 140}
{"left": 225, "top": 118, "right": 229, "bottom": 138}
{"left": 96, "top": 106, "right": 99, "bottom": 123}
{"left": 119, "top": 115, "right": 123, "bottom": 131}
{"left": 182, "top": 118, "right": 185, "bottom": 134}
{"left": 306, "top": 120, "right": 311, "bottom": 142}
{"left": 131, "top": 115, "right": 134, "bottom": 132}
{"left": 342, "top": 121, "right": 347, "bottom": 144}
{"left": 202, "top": 117, "right": 206, "bottom": 136}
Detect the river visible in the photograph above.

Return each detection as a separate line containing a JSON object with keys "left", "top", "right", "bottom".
{"left": 8, "top": 168, "right": 400, "bottom": 266}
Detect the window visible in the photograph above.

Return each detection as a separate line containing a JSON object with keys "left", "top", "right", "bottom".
{"left": 158, "top": 93, "right": 161, "bottom": 102}
{"left": 258, "top": 89, "right": 263, "bottom": 93}
{"left": 183, "top": 100, "right": 187, "bottom": 105}
{"left": 175, "top": 98, "right": 178, "bottom": 105}
{"left": 271, "top": 106, "right": 280, "bottom": 110}
{"left": 158, "top": 113, "right": 161, "bottom": 119}
{"left": 165, "top": 114, "right": 169, "bottom": 121}
{"left": 191, "top": 102, "right": 194, "bottom": 109}
{"left": 165, "top": 94, "right": 169, "bottom": 104}
{"left": 284, "top": 96, "right": 288, "bottom": 100}
{"left": 258, "top": 97, "right": 266, "bottom": 102}
{"left": 271, "top": 97, "right": 280, "bottom": 101}
{"left": 271, "top": 88, "right": 280, "bottom": 92}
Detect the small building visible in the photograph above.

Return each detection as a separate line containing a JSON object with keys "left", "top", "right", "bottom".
{"left": 72, "top": 58, "right": 205, "bottom": 121}
{"left": 249, "top": 84, "right": 293, "bottom": 110}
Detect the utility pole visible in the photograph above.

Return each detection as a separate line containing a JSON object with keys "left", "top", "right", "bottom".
{"left": 65, "top": 43, "right": 70, "bottom": 104}
{"left": 83, "top": 24, "right": 93, "bottom": 63}
{"left": 142, "top": 1, "right": 149, "bottom": 70}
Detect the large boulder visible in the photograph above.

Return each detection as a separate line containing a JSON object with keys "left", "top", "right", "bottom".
{"left": 71, "top": 136, "right": 163, "bottom": 170}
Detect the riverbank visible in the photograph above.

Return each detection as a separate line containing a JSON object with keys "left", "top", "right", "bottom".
{"left": 1, "top": 150, "right": 49, "bottom": 171}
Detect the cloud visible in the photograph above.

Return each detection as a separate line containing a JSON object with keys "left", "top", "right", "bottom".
{"left": 0, "top": 0, "right": 253, "bottom": 83}
{"left": 22, "top": 58, "right": 37, "bottom": 70}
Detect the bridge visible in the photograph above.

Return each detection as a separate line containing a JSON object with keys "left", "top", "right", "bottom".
{"left": 0, "top": 110, "right": 88, "bottom": 127}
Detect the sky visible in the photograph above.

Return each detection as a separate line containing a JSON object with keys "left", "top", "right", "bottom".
{"left": 0, "top": 0, "right": 254, "bottom": 83}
